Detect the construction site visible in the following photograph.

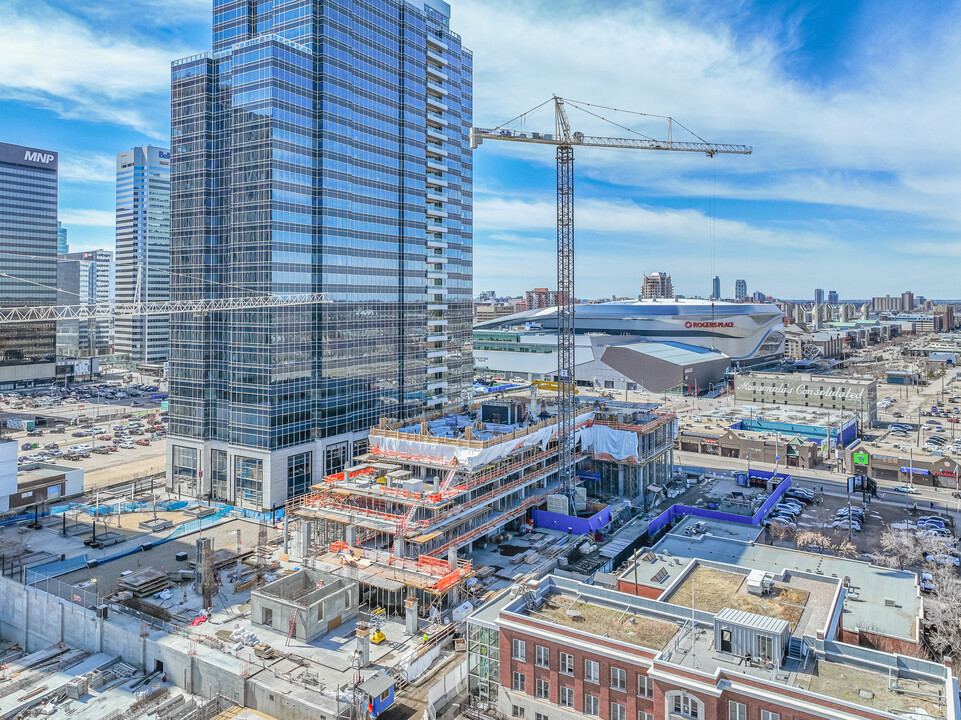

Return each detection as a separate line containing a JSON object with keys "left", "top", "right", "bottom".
{"left": 284, "top": 397, "right": 675, "bottom": 610}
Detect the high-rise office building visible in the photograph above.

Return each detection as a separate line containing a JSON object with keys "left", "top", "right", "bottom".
{"left": 734, "top": 279, "right": 747, "bottom": 300}
{"left": 0, "top": 141, "right": 58, "bottom": 390}
{"left": 641, "top": 272, "right": 673, "bottom": 299}
{"left": 57, "top": 222, "right": 69, "bottom": 255}
{"left": 167, "top": 0, "right": 473, "bottom": 509}
{"left": 56, "top": 250, "right": 112, "bottom": 357}
{"left": 814, "top": 288, "right": 825, "bottom": 305}
{"left": 827, "top": 290, "right": 839, "bottom": 305}
{"left": 711, "top": 275, "right": 721, "bottom": 300}
{"left": 114, "top": 145, "right": 170, "bottom": 364}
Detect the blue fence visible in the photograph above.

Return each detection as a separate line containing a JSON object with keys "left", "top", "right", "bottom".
{"left": 648, "top": 471, "right": 791, "bottom": 537}
{"left": 533, "top": 505, "right": 613, "bottom": 534}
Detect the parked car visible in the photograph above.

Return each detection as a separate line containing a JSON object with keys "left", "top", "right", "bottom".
{"left": 920, "top": 572, "right": 935, "bottom": 592}
{"left": 832, "top": 520, "right": 861, "bottom": 531}
{"left": 135, "top": 438, "right": 150, "bottom": 446}
{"left": 26, "top": 430, "right": 43, "bottom": 437}
{"left": 892, "top": 485, "right": 919, "bottom": 493}
{"left": 925, "top": 554, "right": 961, "bottom": 567}
{"left": 118, "top": 441, "right": 135, "bottom": 449}
{"left": 97, "top": 435, "right": 112, "bottom": 441}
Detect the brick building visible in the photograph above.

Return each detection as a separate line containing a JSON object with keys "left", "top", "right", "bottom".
{"left": 467, "top": 520, "right": 953, "bottom": 720}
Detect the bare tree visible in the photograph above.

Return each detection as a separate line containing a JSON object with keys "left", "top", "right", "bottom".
{"left": 874, "top": 528, "right": 919, "bottom": 569}
{"left": 835, "top": 539, "right": 859, "bottom": 558}
{"left": 796, "top": 530, "right": 835, "bottom": 554}
{"left": 769, "top": 521, "right": 796, "bottom": 544}
{"left": 922, "top": 562, "right": 961, "bottom": 665}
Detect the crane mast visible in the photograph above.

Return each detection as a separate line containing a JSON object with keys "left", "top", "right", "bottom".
{"left": 472, "top": 96, "right": 751, "bottom": 510}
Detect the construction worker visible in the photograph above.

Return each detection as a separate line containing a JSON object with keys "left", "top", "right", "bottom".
{"left": 423, "top": 632, "right": 429, "bottom": 644}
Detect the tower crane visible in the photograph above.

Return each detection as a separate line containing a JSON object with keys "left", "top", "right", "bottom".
{"left": 0, "top": 292, "right": 328, "bottom": 323}
{"left": 471, "top": 96, "right": 751, "bottom": 507}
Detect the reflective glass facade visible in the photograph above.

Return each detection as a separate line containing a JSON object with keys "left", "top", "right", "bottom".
{"left": 168, "top": 0, "right": 472, "bottom": 509}
{"left": 0, "top": 142, "right": 58, "bottom": 389}
{"left": 115, "top": 145, "right": 171, "bottom": 363}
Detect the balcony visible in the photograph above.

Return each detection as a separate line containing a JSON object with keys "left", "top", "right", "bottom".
{"left": 427, "top": 50, "right": 447, "bottom": 66}
{"left": 426, "top": 95, "right": 447, "bottom": 113}
{"left": 427, "top": 112, "right": 448, "bottom": 127}
{"left": 426, "top": 159, "right": 446, "bottom": 173}
{"left": 427, "top": 334, "right": 448, "bottom": 343}
{"left": 426, "top": 126, "right": 446, "bottom": 142}
{"left": 427, "top": 81, "right": 448, "bottom": 96}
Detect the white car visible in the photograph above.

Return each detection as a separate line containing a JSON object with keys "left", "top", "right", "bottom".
{"left": 925, "top": 554, "right": 960, "bottom": 567}
{"left": 892, "top": 485, "right": 919, "bottom": 494}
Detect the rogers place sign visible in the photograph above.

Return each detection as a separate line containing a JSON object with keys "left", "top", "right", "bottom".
{"left": 685, "top": 321, "right": 734, "bottom": 329}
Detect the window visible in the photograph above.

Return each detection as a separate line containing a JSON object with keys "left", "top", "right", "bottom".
{"left": 584, "top": 694, "right": 600, "bottom": 716}
{"left": 559, "top": 687, "right": 574, "bottom": 708}
{"left": 757, "top": 635, "right": 774, "bottom": 661}
{"left": 611, "top": 702, "right": 627, "bottom": 720}
{"left": 511, "top": 706, "right": 525, "bottom": 718}
{"left": 535, "top": 679, "right": 549, "bottom": 699}
{"left": 673, "top": 695, "right": 699, "bottom": 719}
{"left": 535, "top": 645, "right": 550, "bottom": 668}
{"left": 287, "top": 451, "right": 312, "bottom": 498}
{"left": 638, "top": 675, "right": 653, "bottom": 698}
{"left": 512, "top": 639, "right": 526, "bottom": 661}
{"left": 585, "top": 659, "right": 599, "bottom": 683}
{"left": 512, "top": 672, "right": 526, "bottom": 692}
{"left": 639, "top": 714, "right": 654, "bottom": 720}
{"left": 535, "top": 714, "right": 548, "bottom": 720}
{"left": 729, "top": 702, "right": 747, "bottom": 720}
{"left": 761, "top": 712, "right": 779, "bottom": 720}
{"left": 611, "top": 667, "right": 627, "bottom": 692}
{"left": 559, "top": 652, "right": 574, "bottom": 675}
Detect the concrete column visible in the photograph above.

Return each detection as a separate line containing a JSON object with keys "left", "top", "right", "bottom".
{"left": 300, "top": 521, "right": 311, "bottom": 558}
{"left": 448, "top": 547, "right": 458, "bottom": 569}
{"left": 346, "top": 525, "right": 357, "bottom": 546}
{"left": 405, "top": 596, "right": 418, "bottom": 635}
{"left": 282, "top": 513, "right": 289, "bottom": 554}
{"left": 356, "top": 623, "right": 370, "bottom": 667}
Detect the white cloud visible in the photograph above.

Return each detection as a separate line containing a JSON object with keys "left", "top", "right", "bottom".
{"left": 59, "top": 152, "right": 116, "bottom": 184}
{"left": 59, "top": 209, "right": 114, "bottom": 227}
{"left": 457, "top": 0, "right": 961, "bottom": 221}
{"left": 0, "top": 0, "right": 183, "bottom": 137}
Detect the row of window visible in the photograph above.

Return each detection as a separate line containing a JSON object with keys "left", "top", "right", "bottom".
{"left": 511, "top": 640, "right": 652, "bottom": 697}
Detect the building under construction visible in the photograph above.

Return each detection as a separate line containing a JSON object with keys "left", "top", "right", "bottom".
{"left": 287, "top": 398, "right": 676, "bottom": 612}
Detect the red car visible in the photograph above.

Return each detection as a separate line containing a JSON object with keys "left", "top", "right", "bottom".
{"left": 104, "top": 445, "right": 118, "bottom": 452}
{"left": 135, "top": 438, "right": 151, "bottom": 446}
{"left": 97, "top": 434, "right": 112, "bottom": 441}
{"left": 949, "top": 417, "right": 959, "bottom": 424}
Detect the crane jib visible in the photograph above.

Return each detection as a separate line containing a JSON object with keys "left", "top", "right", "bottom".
{"left": 470, "top": 127, "right": 752, "bottom": 155}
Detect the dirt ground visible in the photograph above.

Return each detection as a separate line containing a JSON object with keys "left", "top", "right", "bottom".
{"left": 542, "top": 593, "right": 677, "bottom": 649}
{"left": 665, "top": 566, "right": 807, "bottom": 630}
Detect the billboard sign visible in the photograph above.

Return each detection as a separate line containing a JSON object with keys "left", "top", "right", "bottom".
{"left": 852, "top": 452, "right": 869, "bottom": 465}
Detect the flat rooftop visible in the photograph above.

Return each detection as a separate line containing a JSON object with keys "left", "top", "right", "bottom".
{"left": 536, "top": 591, "right": 678, "bottom": 650}
{"left": 474, "top": 575, "right": 950, "bottom": 718}
{"left": 624, "top": 522, "right": 920, "bottom": 642}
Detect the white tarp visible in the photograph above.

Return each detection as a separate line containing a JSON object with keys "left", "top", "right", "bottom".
{"left": 371, "top": 411, "right": 594, "bottom": 471}
{"left": 577, "top": 423, "right": 640, "bottom": 463}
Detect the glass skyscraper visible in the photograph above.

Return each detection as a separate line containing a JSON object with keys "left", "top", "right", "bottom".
{"left": 57, "top": 222, "right": 69, "bottom": 255}
{"left": 0, "top": 141, "right": 58, "bottom": 390}
{"left": 167, "top": 0, "right": 472, "bottom": 509}
{"left": 115, "top": 145, "right": 171, "bottom": 364}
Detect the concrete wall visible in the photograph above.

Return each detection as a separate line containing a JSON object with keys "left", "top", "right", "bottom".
{"left": 251, "top": 569, "right": 359, "bottom": 642}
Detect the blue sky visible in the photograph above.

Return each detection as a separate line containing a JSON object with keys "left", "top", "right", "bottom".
{"left": 1, "top": 0, "right": 959, "bottom": 300}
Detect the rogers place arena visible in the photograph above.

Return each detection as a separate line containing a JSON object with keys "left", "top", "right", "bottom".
{"left": 473, "top": 299, "right": 785, "bottom": 392}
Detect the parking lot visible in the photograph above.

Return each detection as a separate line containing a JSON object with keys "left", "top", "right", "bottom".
{"left": 662, "top": 469, "right": 958, "bottom": 569}
{"left": 0, "top": 375, "right": 168, "bottom": 489}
